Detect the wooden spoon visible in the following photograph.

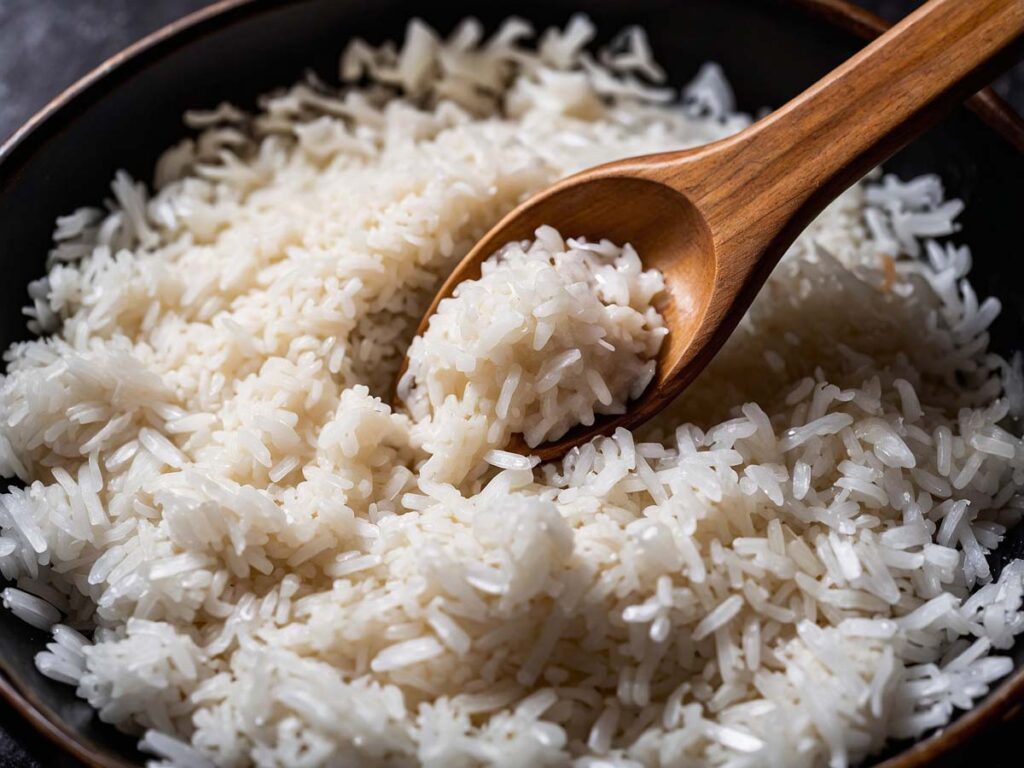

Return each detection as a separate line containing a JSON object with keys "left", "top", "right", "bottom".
{"left": 394, "top": 0, "right": 1024, "bottom": 462}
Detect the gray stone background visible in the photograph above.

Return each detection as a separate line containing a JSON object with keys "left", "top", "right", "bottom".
{"left": 0, "top": 1, "right": 1021, "bottom": 766}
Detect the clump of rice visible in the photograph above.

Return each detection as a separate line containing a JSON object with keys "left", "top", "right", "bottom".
{"left": 2, "top": 14, "right": 1024, "bottom": 768}
{"left": 401, "top": 225, "right": 666, "bottom": 483}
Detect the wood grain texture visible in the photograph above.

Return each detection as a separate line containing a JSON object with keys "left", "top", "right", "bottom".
{"left": 396, "top": 0, "right": 1024, "bottom": 461}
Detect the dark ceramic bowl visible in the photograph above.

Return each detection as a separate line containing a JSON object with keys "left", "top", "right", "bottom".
{"left": 1, "top": 0, "right": 1023, "bottom": 765}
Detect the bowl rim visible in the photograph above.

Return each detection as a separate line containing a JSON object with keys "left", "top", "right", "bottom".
{"left": 1, "top": 1, "right": 1023, "bottom": 766}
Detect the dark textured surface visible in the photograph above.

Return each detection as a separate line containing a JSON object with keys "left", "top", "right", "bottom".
{"left": 0, "top": 1, "right": 1022, "bottom": 766}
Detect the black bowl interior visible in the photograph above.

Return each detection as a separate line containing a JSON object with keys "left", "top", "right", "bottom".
{"left": 1, "top": 0, "right": 1023, "bottom": 765}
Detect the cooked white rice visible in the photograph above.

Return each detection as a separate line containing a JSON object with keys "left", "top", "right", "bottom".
{"left": 401, "top": 226, "right": 666, "bottom": 484}
{"left": 2, "top": 15, "right": 1024, "bottom": 768}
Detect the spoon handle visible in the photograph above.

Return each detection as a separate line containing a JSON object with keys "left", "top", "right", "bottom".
{"left": 660, "top": 0, "right": 1024, "bottom": 274}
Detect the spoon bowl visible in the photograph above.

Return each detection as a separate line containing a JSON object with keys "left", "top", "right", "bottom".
{"left": 407, "top": 166, "right": 719, "bottom": 458}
